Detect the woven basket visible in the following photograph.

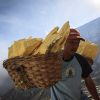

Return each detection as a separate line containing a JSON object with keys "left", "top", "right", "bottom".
{"left": 3, "top": 52, "right": 63, "bottom": 89}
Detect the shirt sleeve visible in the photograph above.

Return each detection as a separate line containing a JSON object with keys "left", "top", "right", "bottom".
{"left": 75, "top": 53, "right": 93, "bottom": 78}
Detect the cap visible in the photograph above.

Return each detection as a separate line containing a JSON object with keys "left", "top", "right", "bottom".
{"left": 67, "top": 28, "right": 85, "bottom": 41}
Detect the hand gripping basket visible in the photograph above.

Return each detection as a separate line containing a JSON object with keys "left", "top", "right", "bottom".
{"left": 3, "top": 52, "right": 63, "bottom": 89}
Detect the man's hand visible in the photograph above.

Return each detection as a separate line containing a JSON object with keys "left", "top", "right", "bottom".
{"left": 84, "top": 75, "right": 100, "bottom": 100}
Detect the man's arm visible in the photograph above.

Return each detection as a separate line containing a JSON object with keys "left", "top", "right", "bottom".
{"left": 84, "top": 75, "right": 100, "bottom": 100}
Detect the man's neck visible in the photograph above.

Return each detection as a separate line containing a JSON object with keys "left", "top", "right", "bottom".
{"left": 63, "top": 52, "right": 74, "bottom": 61}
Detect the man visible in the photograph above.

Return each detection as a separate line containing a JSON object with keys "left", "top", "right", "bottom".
{"left": 50, "top": 28, "right": 100, "bottom": 100}
{"left": 29, "top": 28, "right": 99, "bottom": 100}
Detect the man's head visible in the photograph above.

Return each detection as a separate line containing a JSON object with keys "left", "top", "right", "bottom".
{"left": 66, "top": 28, "right": 85, "bottom": 41}
{"left": 64, "top": 28, "right": 85, "bottom": 55}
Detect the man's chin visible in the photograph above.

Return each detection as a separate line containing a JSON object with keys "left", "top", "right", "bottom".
{"left": 71, "top": 51, "right": 76, "bottom": 55}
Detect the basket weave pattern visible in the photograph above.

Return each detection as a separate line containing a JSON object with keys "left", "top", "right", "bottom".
{"left": 3, "top": 52, "right": 63, "bottom": 89}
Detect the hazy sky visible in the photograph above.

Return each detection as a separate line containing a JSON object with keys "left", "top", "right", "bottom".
{"left": 0, "top": 0, "right": 100, "bottom": 73}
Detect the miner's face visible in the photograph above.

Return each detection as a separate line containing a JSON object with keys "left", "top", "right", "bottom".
{"left": 64, "top": 39, "right": 80, "bottom": 55}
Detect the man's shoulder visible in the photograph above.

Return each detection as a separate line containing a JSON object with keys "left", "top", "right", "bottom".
{"left": 74, "top": 53, "right": 88, "bottom": 66}
{"left": 75, "top": 53, "right": 93, "bottom": 78}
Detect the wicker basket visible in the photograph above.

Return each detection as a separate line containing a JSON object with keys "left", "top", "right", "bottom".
{"left": 3, "top": 52, "right": 63, "bottom": 89}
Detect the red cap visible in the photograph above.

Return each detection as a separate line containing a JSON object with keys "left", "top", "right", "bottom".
{"left": 66, "top": 28, "right": 85, "bottom": 41}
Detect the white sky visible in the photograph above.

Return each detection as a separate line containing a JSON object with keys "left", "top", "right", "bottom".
{"left": 0, "top": 0, "right": 100, "bottom": 74}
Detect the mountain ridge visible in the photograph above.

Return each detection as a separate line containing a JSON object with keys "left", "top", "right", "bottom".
{"left": 77, "top": 17, "right": 100, "bottom": 43}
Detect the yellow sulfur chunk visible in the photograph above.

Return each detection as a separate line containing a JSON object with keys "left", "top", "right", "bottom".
{"left": 50, "top": 21, "right": 70, "bottom": 53}
{"left": 77, "top": 40, "right": 99, "bottom": 59}
{"left": 8, "top": 37, "right": 42, "bottom": 58}
{"left": 33, "top": 27, "right": 59, "bottom": 55}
